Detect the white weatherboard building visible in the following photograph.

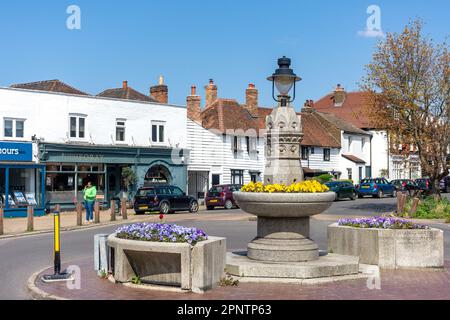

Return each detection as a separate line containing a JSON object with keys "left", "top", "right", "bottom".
{"left": 0, "top": 79, "right": 188, "bottom": 213}
{"left": 185, "top": 82, "right": 363, "bottom": 202}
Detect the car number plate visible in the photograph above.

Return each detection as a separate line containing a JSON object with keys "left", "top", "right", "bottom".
{"left": 362, "top": 186, "right": 370, "bottom": 189}
{"left": 139, "top": 206, "right": 149, "bottom": 210}
{"left": 209, "top": 200, "right": 218, "bottom": 203}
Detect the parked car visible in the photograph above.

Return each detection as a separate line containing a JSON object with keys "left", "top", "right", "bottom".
{"left": 390, "top": 179, "right": 420, "bottom": 196}
{"left": 439, "top": 176, "right": 450, "bottom": 193}
{"left": 414, "top": 178, "right": 433, "bottom": 194}
{"left": 325, "top": 181, "right": 357, "bottom": 201}
{"left": 133, "top": 185, "right": 199, "bottom": 215}
{"left": 205, "top": 184, "right": 242, "bottom": 210}
{"left": 357, "top": 178, "right": 397, "bottom": 198}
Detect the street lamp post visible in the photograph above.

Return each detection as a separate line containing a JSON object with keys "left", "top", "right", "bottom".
{"left": 267, "top": 56, "right": 302, "bottom": 107}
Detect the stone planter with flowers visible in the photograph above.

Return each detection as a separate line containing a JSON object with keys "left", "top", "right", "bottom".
{"left": 328, "top": 217, "right": 444, "bottom": 268}
{"left": 108, "top": 223, "right": 226, "bottom": 293}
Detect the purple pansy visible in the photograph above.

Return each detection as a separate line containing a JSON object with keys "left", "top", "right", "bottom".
{"left": 338, "top": 217, "right": 430, "bottom": 230}
{"left": 115, "top": 223, "right": 209, "bottom": 245}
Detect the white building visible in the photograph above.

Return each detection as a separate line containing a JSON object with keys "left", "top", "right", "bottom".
{"left": 0, "top": 79, "right": 188, "bottom": 212}
{"left": 313, "top": 85, "right": 421, "bottom": 180}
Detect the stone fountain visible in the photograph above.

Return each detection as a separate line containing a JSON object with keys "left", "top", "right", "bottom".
{"left": 226, "top": 57, "right": 360, "bottom": 280}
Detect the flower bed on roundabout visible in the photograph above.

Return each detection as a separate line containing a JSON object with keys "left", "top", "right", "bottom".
{"left": 108, "top": 223, "right": 226, "bottom": 293}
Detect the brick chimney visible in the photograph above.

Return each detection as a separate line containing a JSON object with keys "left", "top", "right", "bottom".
{"left": 333, "top": 84, "right": 346, "bottom": 107}
{"left": 122, "top": 81, "right": 128, "bottom": 89}
{"left": 245, "top": 84, "right": 259, "bottom": 117}
{"left": 150, "top": 75, "right": 169, "bottom": 104}
{"left": 302, "top": 99, "right": 315, "bottom": 113}
{"left": 187, "top": 86, "right": 202, "bottom": 123}
{"left": 205, "top": 79, "right": 217, "bottom": 107}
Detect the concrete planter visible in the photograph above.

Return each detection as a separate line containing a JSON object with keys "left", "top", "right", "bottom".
{"left": 328, "top": 223, "right": 444, "bottom": 268}
{"left": 108, "top": 234, "right": 226, "bottom": 293}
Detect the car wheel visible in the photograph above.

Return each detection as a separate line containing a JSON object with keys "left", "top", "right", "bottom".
{"left": 392, "top": 190, "right": 397, "bottom": 198}
{"left": 350, "top": 192, "right": 356, "bottom": 201}
{"left": 189, "top": 201, "right": 199, "bottom": 213}
{"left": 159, "top": 202, "right": 170, "bottom": 215}
{"left": 225, "top": 200, "right": 234, "bottom": 210}
{"left": 206, "top": 206, "right": 215, "bottom": 211}
{"left": 377, "top": 190, "right": 383, "bottom": 198}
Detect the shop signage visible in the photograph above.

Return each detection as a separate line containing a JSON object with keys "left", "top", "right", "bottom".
{"left": 0, "top": 142, "right": 33, "bottom": 162}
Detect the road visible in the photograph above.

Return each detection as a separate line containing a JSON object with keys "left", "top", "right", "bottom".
{"left": 0, "top": 195, "right": 448, "bottom": 300}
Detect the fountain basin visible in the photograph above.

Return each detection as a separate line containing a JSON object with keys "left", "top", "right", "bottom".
{"left": 234, "top": 191, "right": 335, "bottom": 262}
{"left": 233, "top": 191, "right": 335, "bottom": 218}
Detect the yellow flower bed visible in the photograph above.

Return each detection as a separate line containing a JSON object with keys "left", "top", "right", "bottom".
{"left": 241, "top": 181, "right": 329, "bottom": 193}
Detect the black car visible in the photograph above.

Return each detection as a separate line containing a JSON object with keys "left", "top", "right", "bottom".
{"left": 439, "top": 176, "right": 450, "bottom": 193}
{"left": 415, "top": 178, "right": 432, "bottom": 194}
{"left": 390, "top": 179, "right": 419, "bottom": 196}
{"left": 325, "top": 181, "right": 357, "bottom": 201}
{"left": 133, "top": 185, "right": 199, "bottom": 215}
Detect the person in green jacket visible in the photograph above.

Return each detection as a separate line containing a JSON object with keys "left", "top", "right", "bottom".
{"left": 83, "top": 182, "right": 97, "bottom": 224}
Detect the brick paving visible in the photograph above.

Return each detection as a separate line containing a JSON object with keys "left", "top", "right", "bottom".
{"left": 33, "top": 258, "right": 450, "bottom": 300}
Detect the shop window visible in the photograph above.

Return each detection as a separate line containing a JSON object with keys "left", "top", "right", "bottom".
{"left": 310, "top": 147, "right": 315, "bottom": 155}
{"left": 116, "top": 119, "right": 126, "bottom": 142}
{"left": 246, "top": 137, "right": 257, "bottom": 154}
{"left": 1, "top": 168, "right": 43, "bottom": 208}
{"left": 69, "top": 115, "right": 86, "bottom": 139}
{"left": 3, "top": 118, "right": 25, "bottom": 138}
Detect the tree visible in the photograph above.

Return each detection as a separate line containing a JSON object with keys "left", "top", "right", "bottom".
{"left": 121, "top": 167, "right": 138, "bottom": 192}
{"left": 362, "top": 19, "right": 449, "bottom": 196}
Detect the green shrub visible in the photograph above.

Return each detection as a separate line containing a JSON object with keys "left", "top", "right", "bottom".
{"left": 406, "top": 196, "right": 450, "bottom": 220}
{"left": 317, "top": 174, "right": 334, "bottom": 182}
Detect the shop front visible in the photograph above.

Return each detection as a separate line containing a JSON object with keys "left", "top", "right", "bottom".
{"left": 39, "top": 143, "right": 188, "bottom": 210}
{"left": 0, "top": 141, "right": 46, "bottom": 218}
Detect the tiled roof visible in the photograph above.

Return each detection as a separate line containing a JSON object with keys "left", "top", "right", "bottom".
{"left": 97, "top": 87, "right": 158, "bottom": 103}
{"left": 194, "top": 98, "right": 341, "bottom": 147}
{"left": 315, "top": 112, "right": 371, "bottom": 136}
{"left": 202, "top": 99, "right": 260, "bottom": 135}
{"left": 313, "top": 91, "right": 375, "bottom": 129}
{"left": 342, "top": 154, "right": 366, "bottom": 164}
{"left": 300, "top": 112, "right": 341, "bottom": 148}
{"left": 10, "top": 79, "right": 89, "bottom": 96}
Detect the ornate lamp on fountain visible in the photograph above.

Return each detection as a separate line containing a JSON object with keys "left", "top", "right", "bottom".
{"left": 233, "top": 57, "right": 336, "bottom": 263}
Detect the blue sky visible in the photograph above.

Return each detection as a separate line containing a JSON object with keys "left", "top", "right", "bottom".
{"left": 0, "top": 0, "right": 448, "bottom": 110}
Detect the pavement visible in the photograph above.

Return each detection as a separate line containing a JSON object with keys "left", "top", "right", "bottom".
{"left": 29, "top": 258, "right": 450, "bottom": 300}
{"left": 0, "top": 196, "right": 449, "bottom": 300}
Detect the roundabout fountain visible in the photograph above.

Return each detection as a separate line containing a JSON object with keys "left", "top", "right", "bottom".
{"left": 226, "top": 57, "right": 360, "bottom": 280}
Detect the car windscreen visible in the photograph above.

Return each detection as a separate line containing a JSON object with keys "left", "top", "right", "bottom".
{"left": 208, "top": 186, "right": 224, "bottom": 195}
{"left": 137, "top": 189, "right": 155, "bottom": 197}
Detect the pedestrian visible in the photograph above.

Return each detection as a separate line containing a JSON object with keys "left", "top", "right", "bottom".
{"left": 83, "top": 181, "right": 97, "bottom": 224}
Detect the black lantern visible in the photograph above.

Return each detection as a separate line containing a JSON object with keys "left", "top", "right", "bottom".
{"left": 267, "top": 56, "right": 302, "bottom": 106}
